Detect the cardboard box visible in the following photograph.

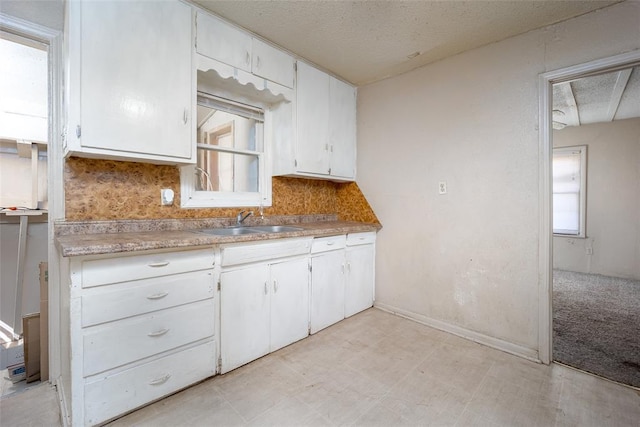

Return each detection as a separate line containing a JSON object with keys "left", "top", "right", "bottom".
{"left": 39, "top": 262, "right": 49, "bottom": 381}
{"left": 23, "top": 313, "right": 40, "bottom": 383}
{"left": 7, "top": 363, "right": 26, "bottom": 383}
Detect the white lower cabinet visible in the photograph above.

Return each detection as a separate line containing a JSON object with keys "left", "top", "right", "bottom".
{"left": 63, "top": 248, "right": 216, "bottom": 426}
{"left": 310, "top": 236, "right": 346, "bottom": 333}
{"left": 345, "top": 232, "right": 376, "bottom": 318}
{"left": 220, "top": 238, "right": 312, "bottom": 373}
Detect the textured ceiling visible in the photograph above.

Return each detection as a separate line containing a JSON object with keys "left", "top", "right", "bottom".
{"left": 553, "top": 66, "right": 640, "bottom": 128}
{"left": 193, "top": 0, "right": 622, "bottom": 86}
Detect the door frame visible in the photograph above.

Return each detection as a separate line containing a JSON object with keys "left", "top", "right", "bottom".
{"left": 0, "top": 13, "right": 64, "bottom": 381}
{"left": 537, "top": 49, "right": 640, "bottom": 364}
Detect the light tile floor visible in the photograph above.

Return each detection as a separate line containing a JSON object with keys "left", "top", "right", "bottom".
{"left": 2, "top": 308, "right": 639, "bottom": 426}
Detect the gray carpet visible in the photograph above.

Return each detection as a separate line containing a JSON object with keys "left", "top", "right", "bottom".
{"left": 553, "top": 270, "right": 640, "bottom": 388}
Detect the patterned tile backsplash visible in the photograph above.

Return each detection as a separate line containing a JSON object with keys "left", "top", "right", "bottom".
{"left": 64, "top": 157, "right": 379, "bottom": 224}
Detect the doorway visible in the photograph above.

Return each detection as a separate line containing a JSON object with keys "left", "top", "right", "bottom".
{"left": 539, "top": 51, "right": 640, "bottom": 385}
{"left": 0, "top": 16, "right": 63, "bottom": 394}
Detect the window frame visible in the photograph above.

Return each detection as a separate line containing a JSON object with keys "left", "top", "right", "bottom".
{"left": 552, "top": 145, "right": 587, "bottom": 238}
{"left": 180, "top": 93, "right": 272, "bottom": 208}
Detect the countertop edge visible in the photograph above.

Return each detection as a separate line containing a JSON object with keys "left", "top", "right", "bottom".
{"left": 56, "top": 221, "right": 381, "bottom": 257}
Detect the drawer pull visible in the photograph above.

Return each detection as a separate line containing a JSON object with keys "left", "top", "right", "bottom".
{"left": 148, "top": 261, "right": 170, "bottom": 268}
{"left": 146, "top": 291, "right": 169, "bottom": 300}
{"left": 326, "top": 241, "right": 335, "bottom": 246}
{"left": 149, "top": 373, "right": 171, "bottom": 386}
{"left": 147, "top": 328, "right": 170, "bottom": 337}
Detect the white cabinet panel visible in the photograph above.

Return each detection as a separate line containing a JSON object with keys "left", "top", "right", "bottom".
{"left": 81, "top": 270, "right": 214, "bottom": 327}
{"left": 275, "top": 61, "right": 357, "bottom": 181}
{"left": 345, "top": 244, "right": 375, "bottom": 318}
{"left": 83, "top": 299, "right": 215, "bottom": 376}
{"left": 196, "top": 11, "right": 252, "bottom": 72}
{"left": 81, "top": 248, "right": 214, "bottom": 288}
{"left": 252, "top": 39, "right": 295, "bottom": 88}
{"left": 329, "top": 78, "right": 357, "bottom": 179}
{"left": 70, "top": 0, "right": 193, "bottom": 162}
{"left": 310, "top": 249, "right": 345, "bottom": 333}
{"left": 220, "top": 264, "right": 271, "bottom": 373}
{"left": 84, "top": 340, "right": 215, "bottom": 426}
{"left": 270, "top": 258, "right": 310, "bottom": 352}
{"left": 295, "top": 61, "right": 330, "bottom": 175}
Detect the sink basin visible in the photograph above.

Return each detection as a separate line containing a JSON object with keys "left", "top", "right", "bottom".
{"left": 250, "top": 225, "right": 304, "bottom": 233}
{"left": 195, "top": 225, "right": 303, "bottom": 236}
{"left": 197, "top": 227, "right": 262, "bottom": 236}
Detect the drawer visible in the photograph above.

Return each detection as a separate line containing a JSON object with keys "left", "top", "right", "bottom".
{"left": 311, "top": 235, "right": 346, "bottom": 254}
{"left": 346, "top": 232, "right": 376, "bottom": 246}
{"left": 82, "top": 270, "right": 215, "bottom": 327}
{"left": 221, "top": 237, "right": 311, "bottom": 267}
{"left": 83, "top": 299, "right": 215, "bottom": 376}
{"left": 84, "top": 340, "right": 215, "bottom": 426}
{"left": 80, "top": 248, "right": 215, "bottom": 288}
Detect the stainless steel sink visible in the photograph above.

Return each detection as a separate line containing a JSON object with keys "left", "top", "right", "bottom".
{"left": 250, "top": 225, "right": 303, "bottom": 233}
{"left": 197, "top": 227, "right": 262, "bottom": 236}
{"left": 195, "top": 225, "right": 303, "bottom": 236}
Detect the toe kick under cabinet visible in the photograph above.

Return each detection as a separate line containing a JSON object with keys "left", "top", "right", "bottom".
{"left": 61, "top": 247, "right": 217, "bottom": 426}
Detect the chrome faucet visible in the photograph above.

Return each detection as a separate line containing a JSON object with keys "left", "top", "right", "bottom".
{"left": 236, "top": 210, "right": 253, "bottom": 226}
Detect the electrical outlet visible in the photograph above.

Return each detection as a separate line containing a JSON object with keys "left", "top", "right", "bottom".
{"left": 161, "top": 189, "right": 174, "bottom": 206}
{"left": 439, "top": 181, "right": 447, "bottom": 195}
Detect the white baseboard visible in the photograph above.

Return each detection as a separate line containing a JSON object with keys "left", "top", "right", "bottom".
{"left": 374, "top": 302, "right": 540, "bottom": 363}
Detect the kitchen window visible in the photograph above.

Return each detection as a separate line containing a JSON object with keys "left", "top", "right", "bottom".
{"left": 552, "top": 145, "right": 587, "bottom": 237}
{"left": 181, "top": 93, "right": 271, "bottom": 208}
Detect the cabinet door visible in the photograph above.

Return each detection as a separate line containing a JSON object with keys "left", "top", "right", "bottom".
{"left": 220, "top": 264, "right": 270, "bottom": 373}
{"left": 329, "top": 77, "right": 357, "bottom": 179}
{"left": 345, "top": 244, "right": 375, "bottom": 318}
{"left": 196, "top": 11, "right": 252, "bottom": 72}
{"left": 79, "top": 1, "right": 192, "bottom": 159}
{"left": 296, "top": 61, "right": 330, "bottom": 175}
{"left": 310, "top": 250, "right": 345, "bottom": 334}
{"left": 270, "top": 258, "right": 310, "bottom": 352}
{"left": 252, "top": 39, "right": 295, "bottom": 88}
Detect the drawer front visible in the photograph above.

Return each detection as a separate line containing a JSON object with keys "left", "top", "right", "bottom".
{"left": 221, "top": 237, "right": 311, "bottom": 267}
{"left": 83, "top": 299, "right": 215, "bottom": 376}
{"left": 81, "top": 248, "right": 214, "bottom": 288}
{"left": 84, "top": 340, "right": 216, "bottom": 426}
{"left": 311, "top": 235, "right": 346, "bottom": 254}
{"left": 81, "top": 270, "right": 215, "bottom": 327}
{"left": 346, "top": 232, "right": 376, "bottom": 246}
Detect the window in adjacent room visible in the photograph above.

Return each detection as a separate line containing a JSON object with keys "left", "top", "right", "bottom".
{"left": 552, "top": 145, "right": 587, "bottom": 237}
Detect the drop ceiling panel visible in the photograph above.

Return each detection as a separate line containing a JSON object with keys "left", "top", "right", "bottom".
{"left": 615, "top": 67, "right": 640, "bottom": 121}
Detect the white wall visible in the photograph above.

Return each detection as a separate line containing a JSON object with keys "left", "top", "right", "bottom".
{"left": 358, "top": 1, "right": 640, "bottom": 358}
{"left": 0, "top": 1, "right": 64, "bottom": 32}
{"left": 553, "top": 118, "right": 640, "bottom": 280}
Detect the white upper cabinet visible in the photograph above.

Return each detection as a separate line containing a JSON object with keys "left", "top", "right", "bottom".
{"left": 196, "top": 12, "right": 294, "bottom": 88}
{"left": 273, "top": 60, "right": 357, "bottom": 182}
{"left": 196, "top": 11, "right": 252, "bottom": 72}
{"left": 65, "top": 0, "right": 194, "bottom": 164}
{"left": 328, "top": 77, "right": 357, "bottom": 179}
{"left": 251, "top": 39, "right": 295, "bottom": 89}
{"left": 295, "top": 61, "right": 331, "bottom": 175}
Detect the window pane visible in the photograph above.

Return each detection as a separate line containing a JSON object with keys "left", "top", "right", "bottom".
{"left": 553, "top": 193, "right": 579, "bottom": 234}
{"left": 196, "top": 107, "right": 262, "bottom": 151}
{"left": 196, "top": 151, "right": 259, "bottom": 192}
